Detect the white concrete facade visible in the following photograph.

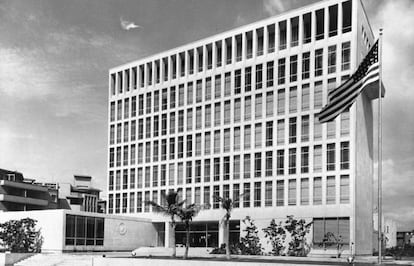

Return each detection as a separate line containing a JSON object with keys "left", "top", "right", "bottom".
{"left": 107, "top": 0, "right": 376, "bottom": 255}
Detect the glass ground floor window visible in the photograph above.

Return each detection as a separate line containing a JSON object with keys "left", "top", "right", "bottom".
{"left": 175, "top": 220, "right": 240, "bottom": 248}
{"left": 313, "top": 217, "right": 350, "bottom": 248}
{"left": 65, "top": 214, "right": 104, "bottom": 246}
{"left": 153, "top": 222, "right": 165, "bottom": 247}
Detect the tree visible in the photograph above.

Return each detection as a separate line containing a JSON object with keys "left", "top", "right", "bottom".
{"left": 320, "top": 232, "right": 344, "bottom": 258}
{"left": 262, "top": 219, "right": 286, "bottom": 255}
{"left": 145, "top": 191, "right": 185, "bottom": 258}
{"left": 284, "top": 215, "right": 312, "bottom": 257}
{"left": 177, "top": 203, "right": 200, "bottom": 260}
{"left": 213, "top": 195, "right": 233, "bottom": 260}
{"left": 0, "top": 218, "right": 43, "bottom": 253}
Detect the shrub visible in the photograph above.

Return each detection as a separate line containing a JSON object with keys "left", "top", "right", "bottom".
{"left": 284, "top": 215, "right": 312, "bottom": 257}
{"left": 210, "top": 243, "right": 241, "bottom": 255}
{"left": 262, "top": 219, "right": 286, "bottom": 255}
{"left": 0, "top": 218, "right": 43, "bottom": 253}
{"left": 239, "top": 216, "right": 263, "bottom": 255}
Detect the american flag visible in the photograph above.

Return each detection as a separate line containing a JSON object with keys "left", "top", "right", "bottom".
{"left": 318, "top": 40, "right": 380, "bottom": 123}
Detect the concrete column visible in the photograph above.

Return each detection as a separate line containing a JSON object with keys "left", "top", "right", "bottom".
{"left": 218, "top": 221, "right": 228, "bottom": 246}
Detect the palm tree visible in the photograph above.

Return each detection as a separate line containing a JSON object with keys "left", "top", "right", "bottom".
{"left": 213, "top": 194, "right": 242, "bottom": 260}
{"left": 145, "top": 191, "right": 185, "bottom": 258}
{"left": 177, "top": 203, "right": 200, "bottom": 260}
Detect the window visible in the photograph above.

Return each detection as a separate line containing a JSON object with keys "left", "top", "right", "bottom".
{"left": 196, "top": 107, "right": 202, "bottom": 129}
{"left": 244, "top": 96, "right": 251, "bottom": 121}
{"left": 196, "top": 80, "right": 203, "bottom": 103}
{"left": 244, "top": 125, "right": 251, "bottom": 150}
{"left": 257, "top": 28, "right": 264, "bottom": 56}
{"left": 234, "top": 98, "right": 241, "bottom": 123}
{"left": 328, "top": 45, "right": 337, "bottom": 74}
{"left": 186, "top": 161, "right": 192, "bottom": 184}
{"left": 315, "top": 9, "right": 325, "bottom": 40}
{"left": 124, "top": 98, "right": 130, "bottom": 119}
{"left": 204, "top": 186, "right": 211, "bottom": 208}
{"left": 266, "top": 61, "right": 274, "bottom": 87}
{"left": 289, "top": 117, "right": 296, "bottom": 144}
{"left": 314, "top": 81, "right": 323, "bottom": 109}
{"left": 214, "top": 130, "right": 220, "bottom": 154}
{"left": 161, "top": 114, "right": 167, "bottom": 136}
{"left": 187, "top": 82, "right": 193, "bottom": 105}
{"left": 129, "top": 192, "right": 135, "bottom": 213}
{"left": 301, "top": 178, "right": 309, "bottom": 205}
{"left": 290, "top": 55, "right": 297, "bottom": 82}
{"left": 288, "top": 148, "right": 296, "bottom": 175}
{"left": 329, "top": 4, "right": 338, "bottom": 37}
{"left": 65, "top": 214, "right": 104, "bottom": 246}
{"left": 205, "top": 77, "right": 212, "bottom": 101}
{"left": 341, "top": 42, "right": 351, "bottom": 71}
{"left": 214, "top": 103, "right": 221, "bottom": 126}
{"left": 301, "top": 147, "right": 309, "bottom": 173}
{"left": 277, "top": 89, "right": 285, "bottom": 115}
{"left": 327, "top": 120, "right": 336, "bottom": 139}
{"left": 342, "top": 0, "right": 352, "bottom": 33}
{"left": 204, "top": 104, "right": 211, "bottom": 128}
{"left": 340, "top": 175, "right": 350, "bottom": 203}
{"left": 265, "top": 181, "right": 272, "bottom": 207}
{"left": 254, "top": 152, "right": 262, "bottom": 178}
{"left": 302, "top": 52, "right": 310, "bottom": 79}
{"left": 278, "top": 58, "right": 285, "bottom": 85}
{"left": 277, "top": 119, "right": 284, "bottom": 145}
{"left": 234, "top": 155, "right": 240, "bottom": 180}
{"left": 265, "top": 151, "right": 272, "bottom": 177}
{"left": 197, "top": 47, "right": 203, "bottom": 72}
{"left": 234, "top": 127, "right": 241, "bottom": 151}
{"left": 326, "top": 176, "right": 336, "bottom": 204}
{"left": 315, "top": 49, "right": 323, "bottom": 76}
{"left": 243, "top": 183, "right": 250, "bottom": 207}
{"left": 313, "top": 217, "right": 350, "bottom": 246}
{"left": 224, "top": 101, "right": 231, "bottom": 124}
{"left": 204, "top": 132, "right": 211, "bottom": 155}
{"left": 255, "top": 64, "right": 263, "bottom": 90}
{"left": 123, "top": 122, "right": 129, "bottom": 142}
{"left": 276, "top": 180, "right": 284, "bottom": 206}
{"left": 185, "top": 188, "right": 192, "bottom": 206}
{"left": 216, "top": 41, "right": 222, "bottom": 68}
{"left": 236, "top": 34, "right": 242, "bottom": 61}
{"left": 340, "top": 142, "right": 350, "bottom": 170}
{"left": 233, "top": 184, "right": 240, "bottom": 208}
{"left": 110, "top": 102, "right": 116, "bottom": 122}
{"left": 340, "top": 110, "right": 350, "bottom": 136}
{"left": 303, "top": 12, "right": 311, "bottom": 43}
{"left": 109, "top": 125, "right": 115, "bottom": 145}
{"left": 153, "top": 166, "right": 158, "bottom": 187}
{"left": 254, "top": 123, "right": 262, "bottom": 148}
{"left": 244, "top": 154, "right": 251, "bottom": 179}
{"left": 214, "top": 158, "right": 220, "bottom": 182}
{"left": 289, "top": 87, "right": 297, "bottom": 113}
{"left": 235, "top": 70, "right": 241, "bottom": 94}
{"left": 131, "top": 120, "right": 136, "bottom": 141}
{"left": 224, "top": 72, "right": 231, "bottom": 96}
{"left": 245, "top": 67, "right": 252, "bottom": 92}
{"left": 109, "top": 171, "right": 114, "bottom": 190}
{"left": 255, "top": 94, "right": 262, "bottom": 119}
{"left": 224, "top": 156, "right": 230, "bottom": 180}
{"left": 225, "top": 37, "right": 232, "bottom": 64}
{"left": 313, "top": 177, "right": 322, "bottom": 205}
{"left": 277, "top": 150, "right": 284, "bottom": 175}
{"left": 196, "top": 134, "right": 202, "bottom": 156}
{"left": 254, "top": 182, "right": 261, "bottom": 207}
{"left": 195, "top": 160, "right": 202, "bottom": 183}
{"left": 327, "top": 143, "right": 336, "bottom": 171}
{"left": 187, "top": 108, "right": 193, "bottom": 131}
{"left": 267, "top": 24, "right": 275, "bottom": 52}
{"left": 314, "top": 114, "right": 322, "bottom": 140}
{"left": 314, "top": 145, "right": 322, "bottom": 172}
{"left": 266, "top": 92, "right": 274, "bottom": 117}
{"left": 224, "top": 129, "right": 231, "bottom": 152}
{"left": 279, "top": 20, "right": 287, "bottom": 50}
{"left": 177, "top": 163, "right": 184, "bottom": 184}
{"left": 291, "top": 16, "right": 299, "bottom": 46}
{"left": 301, "top": 115, "right": 310, "bottom": 142}
{"left": 117, "top": 100, "right": 122, "bottom": 120}
{"left": 161, "top": 89, "right": 168, "bottom": 110}
{"left": 187, "top": 135, "right": 193, "bottom": 157}
{"left": 265, "top": 121, "right": 273, "bottom": 147}
{"left": 204, "top": 159, "right": 210, "bottom": 182}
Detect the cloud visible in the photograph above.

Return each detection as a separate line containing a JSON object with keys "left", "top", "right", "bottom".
{"left": 120, "top": 17, "right": 141, "bottom": 31}
{"left": 263, "top": 0, "right": 316, "bottom": 16}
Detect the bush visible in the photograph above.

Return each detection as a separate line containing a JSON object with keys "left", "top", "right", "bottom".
{"left": 284, "top": 215, "right": 312, "bottom": 257}
{"left": 239, "top": 216, "right": 263, "bottom": 255}
{"left": 0, "top": 218, "right": 43, "bottom": 253}
{"left": 262, "top": 219, "right": 286, "bottom": 256}
{"left": 210, "top": 243, "right": 242, "bottom": 255}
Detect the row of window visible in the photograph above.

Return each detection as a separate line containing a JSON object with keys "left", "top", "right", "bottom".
{"left": 107, "top": 174, "right": 350, "bottom": 214}
{"left": 110, "top": 1, "right": 352, "bottom": 95}
{"left": 110, "top": 45, "right": 351, "bottom": 124}
{"left": 109, "top": 141, "right": 349, "bottom": 190}
{"left": 109, "top": 104, "right": 350, "bottom": 151}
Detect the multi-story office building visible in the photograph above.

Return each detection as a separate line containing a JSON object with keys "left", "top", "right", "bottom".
{"left": 107, "top": 0, "right": 376, "bottom": 255}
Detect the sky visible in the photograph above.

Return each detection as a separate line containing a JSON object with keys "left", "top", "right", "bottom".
{"left": 0, "top": 0, "right": 413, "bottom": 230}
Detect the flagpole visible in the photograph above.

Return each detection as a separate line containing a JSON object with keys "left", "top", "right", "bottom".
{"left": 378, "top": 28, "right": 383, "bottom": 265}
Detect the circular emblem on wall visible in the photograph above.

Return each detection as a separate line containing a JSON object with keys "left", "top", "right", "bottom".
{"left": 118, "top": 222, "right": 127, "bottom": 235}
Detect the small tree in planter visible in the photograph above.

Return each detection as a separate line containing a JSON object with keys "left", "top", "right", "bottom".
{"left": 321, "top": 232, "right": 344, "bottom": 258}
{"left": 239, "top": 216, "right": 263, "bottom": 255}
{"left": 177, "top": 203, "right": 200, "bottom": 260}
{"left": 0, "top": 218, "right": 43, "bottom": 253}
{"left": 284, "top": 215, "right": 312, "bottom": 257}
{"left": 262, "top": 219, "right": 286, "bottom": 256}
